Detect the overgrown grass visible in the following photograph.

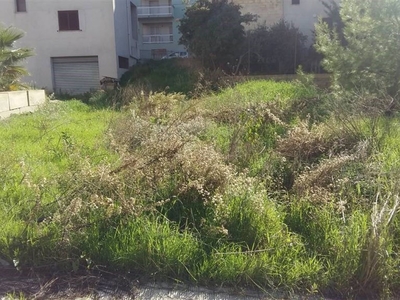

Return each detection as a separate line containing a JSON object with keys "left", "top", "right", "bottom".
{"left": 2, "top": 81, "right": 400, "bottom": 299}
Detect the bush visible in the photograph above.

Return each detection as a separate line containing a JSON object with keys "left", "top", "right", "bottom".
{"left": 120, "top": 59, "right": 199, "bottom": 95}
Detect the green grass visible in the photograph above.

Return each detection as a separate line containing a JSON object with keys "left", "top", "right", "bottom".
{"left": 0, "top": 100, "right": 117, "bottom": 178}
{"left": 201, "top": 80, "right": 310, "bottom": 110}
{"left": 1, "top": 81, "right": 400, "bottom": 299}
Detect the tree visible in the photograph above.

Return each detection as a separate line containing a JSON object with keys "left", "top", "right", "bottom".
{"left": 321, "top": 0, "right": 346, "bottom": 46}
{"left": 0, "top": 25, "right": 33, "bottom": 91}
{"left": 235, "top": 21, "right": 307, "bottom": 74}
{"left": 178, "top": 0, "right": 255, "bottom": 70}
{"left": 315, "top": 0, "right": 400, "bottom": 98}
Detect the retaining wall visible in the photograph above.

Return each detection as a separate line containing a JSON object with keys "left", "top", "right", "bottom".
{"left": 0, "top": 90, "right": 46, "bottom": 119}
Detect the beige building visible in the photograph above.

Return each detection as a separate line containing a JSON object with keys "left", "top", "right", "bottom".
{"left": 283, "top": 0, "right": 340, "bottom": 44}
{"left": 231, "top": 0, "right": 283, "bottom": 27}
{"left": 233, "top": 0, "right": 340, "bottom": 44}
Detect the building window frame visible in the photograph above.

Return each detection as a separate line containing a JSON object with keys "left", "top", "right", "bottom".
{"left": 16, "top": 0, "right": 27, "bottom": 12}
{"left": 58, "top": 10, "right": 80, "bottom": 31}
{"left": 118, "top": 56, "right": 130, "bottom": 69}
{"left": 292, "top": 0, "right": 300, "bottom": 5}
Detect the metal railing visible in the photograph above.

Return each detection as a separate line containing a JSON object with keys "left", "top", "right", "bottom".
{"left": 137, "top": 6, "right": 173, "bottom": 17}
{"left": 142, "top": 34, "right": 173, "bottom": 44}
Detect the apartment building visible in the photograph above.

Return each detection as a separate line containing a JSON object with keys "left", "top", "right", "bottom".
{"left": 1, "top": 0, "right": 338, "bottom": 93}
{"left": 131, "top": 0, "right": 190, "bottom": 60}
{"left": 0, "top": 0, "right": 139, "bottom": 94}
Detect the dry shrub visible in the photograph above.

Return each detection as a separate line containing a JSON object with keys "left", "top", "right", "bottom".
{"left": 292, "top": 154, "right": 356, "bottom": 196}
{"left": 108, "top": 110, "right": 235, "bottom": 213}
{"left": 136, "top": 92, "right": 184, "bottom": 119}
{"left": 291, "top": 140, "right": 372, "bottom": 207}
{"left": 53, "top": 158, "right": 150, "bottom": 231}
{"left": 276, "top": 120, "right": 360, "bottom": 163}
{"left": 208, "top": 101, "right": 286, "bottom": 126}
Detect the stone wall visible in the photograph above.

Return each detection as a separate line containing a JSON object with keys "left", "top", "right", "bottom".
{"left": 0, "top": 90, "right": 46, "bottom": 119}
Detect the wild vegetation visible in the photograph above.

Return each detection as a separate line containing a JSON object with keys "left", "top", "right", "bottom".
{"left": 2, "top": 0, "right": 400, "bottom": 299}
{"left": 0, "top": 25, "right": 33, "bottom": 91}
{"left": 1, "top": 75, "right": 400, "bottom": 299}
{"left": 178, "top": 0, "right": 311, "bottom": 74}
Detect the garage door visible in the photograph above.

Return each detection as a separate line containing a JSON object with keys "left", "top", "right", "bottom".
{"left": 52, "top": 56, "right": 100, "bottom": 95}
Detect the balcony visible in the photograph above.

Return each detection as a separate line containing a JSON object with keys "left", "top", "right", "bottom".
{"left": 142, "top": 34, "right": 173, "bottom": 44}
{"left": 137, "top": 6, "right": 173, "bottom": 18}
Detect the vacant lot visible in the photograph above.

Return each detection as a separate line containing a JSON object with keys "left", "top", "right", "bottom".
{"left": 1, "top": 80, "right": 400, "bottom": 299}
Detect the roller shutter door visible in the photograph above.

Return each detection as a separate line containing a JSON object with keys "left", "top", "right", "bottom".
{"left": 52, "top": 56, "right": 100, "bottom": 94}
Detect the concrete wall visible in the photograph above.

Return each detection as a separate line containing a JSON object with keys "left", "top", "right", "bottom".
{"left": 0, "top": 90, "right": 46, "bottom": 119}
{"left": 0, "top": 0, "right": 119, "bottom": 91}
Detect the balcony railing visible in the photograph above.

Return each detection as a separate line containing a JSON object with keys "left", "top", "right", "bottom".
{"left": 138, "top": 6, "right": 173, "bottom": 18}
{"left": 142, "top": 34, "right": 173, "bottom": 44}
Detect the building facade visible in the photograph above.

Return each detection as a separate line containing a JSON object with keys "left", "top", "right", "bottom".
{"left": 1, "top": 0, "right": 339, "bottom": 93}
{"left": 283, "top": 0, "right": 340, "bottom": 45}
{"left": 232, "top": 0, "right": 283, "bottom": 28}
{"left": 232, "top": 0, "right": 340, "bottom": 45}
{"left": 0, "top": 0, "right": 140, "bottom": 94}
{"left": 131, "top": 0, "right": 190, "bottom": 60}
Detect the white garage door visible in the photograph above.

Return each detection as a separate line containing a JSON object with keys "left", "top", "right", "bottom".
{"left": 52, "top": 56, "right": 100, "bottom": 95}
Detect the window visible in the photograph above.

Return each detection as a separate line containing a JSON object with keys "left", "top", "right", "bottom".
{"left": 58, "top": 11, "right": 80, "bottom": 31}
{"left": 16, "top": 0, "right": 26, "bottom": 12}
{"left": 118, "top": 56, "right": 129, "bottom": 69}
{"left": 292, "top": 0, "right": 300, "bottom": 4}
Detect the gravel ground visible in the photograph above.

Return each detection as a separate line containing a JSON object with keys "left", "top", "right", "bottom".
{"left": 0, "top": 266, "right": 331, "bottom": 300}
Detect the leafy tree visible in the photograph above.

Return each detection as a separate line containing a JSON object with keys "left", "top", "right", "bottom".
{"left": 178, "top": 0, "right": 255, "bottom": 70}
{"left": 0, "top": 25, "right": 33, "bottom": 91}
{"left": 321, "top": 0, "right": 346, "bottom": 46}
{"left": 315, "top": 0, "right": 400, "bottom": 98}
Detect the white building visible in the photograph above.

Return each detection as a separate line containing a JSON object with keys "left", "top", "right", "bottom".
{"left": 0, "top": 0, "right": 140, "bottom": 94}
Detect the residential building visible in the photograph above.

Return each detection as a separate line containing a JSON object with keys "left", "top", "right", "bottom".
{"left": 0, "top": 0, "right": 140, "bottom": 94}
{"left": 0, "top": 0, "right": 339, "bottom": 93}
{"left": 283, "top": 0, "right": 340, "bottom": 45}
{"left": 131, "top": 0, "right": 190, "bottom": 60}
{"left": 232, "top": 0, "right": 340, "bottom": 45}
{"left": 231, "top": 0, "right": 283, "bottom": 28}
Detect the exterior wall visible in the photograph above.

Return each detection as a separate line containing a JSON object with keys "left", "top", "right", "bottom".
{"left": 0, "top": 90, "right": 46, "bottom": 119}
{"left": 232, "top": 0, "right": 283, "bottom": 28}
{"left": 283, "top": 0, "right": 340, "bottom": 45}
{"left": 0, "top": 0, "right": 118, "bottom": 91}
{"left": 114, "top": 0, "right": 139, "bottom": 78}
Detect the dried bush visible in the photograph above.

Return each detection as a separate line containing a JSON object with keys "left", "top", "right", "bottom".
{"left": 292, "top": 154, "right": 356, "bottom": 195}
{"left": 107, "top": 109, "right": 235, "bottom": 229}
{"left": 276, "top": 120, "right": 360, "bottom": 163}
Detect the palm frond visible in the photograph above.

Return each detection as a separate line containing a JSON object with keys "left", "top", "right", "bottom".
{"left": 0, "top": 25, "right": 33, "bottom": 91}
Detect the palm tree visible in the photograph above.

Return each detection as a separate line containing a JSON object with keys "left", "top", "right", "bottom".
{"left": 0, "top": 25, "right": 33, "bottom": 91}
